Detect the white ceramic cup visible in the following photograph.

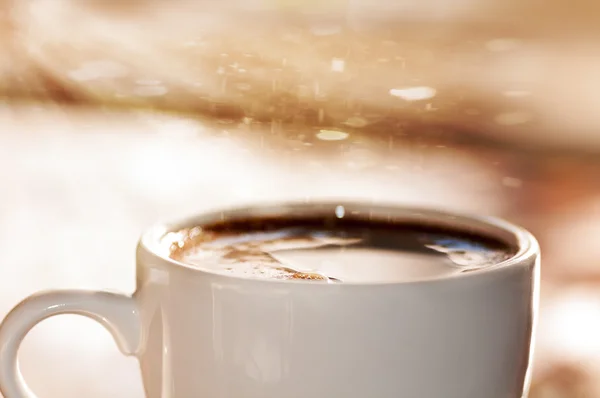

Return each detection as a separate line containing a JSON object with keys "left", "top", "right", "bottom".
{"left": 0, "top": 202, "right": 540, "bottom": 398}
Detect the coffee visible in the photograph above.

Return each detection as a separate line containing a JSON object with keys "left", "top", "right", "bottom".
{"left": 166, "top": 212, "right": 516, "bottom": 283}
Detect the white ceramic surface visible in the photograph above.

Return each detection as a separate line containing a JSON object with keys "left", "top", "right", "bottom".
{"left": 0, "top": 201, "right": 539, "bottom": 398}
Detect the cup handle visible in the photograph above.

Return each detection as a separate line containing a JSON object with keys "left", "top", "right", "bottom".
{"left": 0, "top": 290, "right": 141, "bottom": 398}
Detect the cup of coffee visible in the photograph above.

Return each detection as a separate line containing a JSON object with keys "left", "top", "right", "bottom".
{"left": 0, "top": 202, "right": 539, "bottom": 398}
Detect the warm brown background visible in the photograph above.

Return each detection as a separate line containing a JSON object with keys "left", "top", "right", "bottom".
{"left": 1, "top": 1, "right": 600, "bottom": 397}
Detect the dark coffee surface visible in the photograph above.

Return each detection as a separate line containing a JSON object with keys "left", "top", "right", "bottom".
{"left": 167, "top": 213, "right": 516, "bottom": 282}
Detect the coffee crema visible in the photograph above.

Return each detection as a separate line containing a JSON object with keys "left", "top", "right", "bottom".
{"left": 165, "top": 214, "right": 516, "bottom": 283}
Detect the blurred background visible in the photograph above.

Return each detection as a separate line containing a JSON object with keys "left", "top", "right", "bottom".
{"left": 1, "top": 0, "right": 600, "bottom": 397}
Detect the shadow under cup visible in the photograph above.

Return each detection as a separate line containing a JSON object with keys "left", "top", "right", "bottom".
{"left": 135, "top": 202, "right": 539, "bottom": 398}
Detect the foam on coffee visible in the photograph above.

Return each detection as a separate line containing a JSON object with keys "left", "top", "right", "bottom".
{"left": 166, "top": 213, "right": 516, "bottom": 283}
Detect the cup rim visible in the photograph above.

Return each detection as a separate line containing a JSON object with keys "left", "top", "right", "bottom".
{"left": 138, "top": 201, "right": 539, "bottom": 286}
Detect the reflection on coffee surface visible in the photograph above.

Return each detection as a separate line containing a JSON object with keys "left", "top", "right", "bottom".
{"left": 167, "top": 212, "right": 515, "bottom": 282}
